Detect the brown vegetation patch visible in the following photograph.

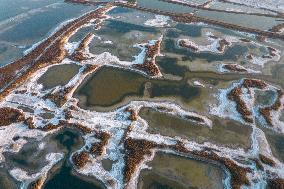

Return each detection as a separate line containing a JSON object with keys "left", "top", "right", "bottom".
{"left": 227, "top": 86, "right": 253, "bottom": 123}
{"left": 40, "top": 123, "right": 61, "bottom": 132}
{"left": 251, "top": 158, "right": 264, "bottom": 170}
{"left": 0, "top": 5, "right": 112, "bottom": 101}
{"left": 51, "top": 120, "right": 92, "bottom": 134}
{"left": 83, "top": 64, "right": 99, "bottom": 74}
{"left": 270, "top": 23, "right": 284, "bottom": 33}
{"left": 239, "top": 38, "right": 251, "bottom": 43}
{"left": 259, "top": 90, "right": 283, "bottom": 126}
{"left": 70, "top": 32, "right": 95, "bottom": 62}
{"left": 28, "top": 177, "right": 45, "bottom": 189}
{"left": 90, "top": 131, "right": 111, "bottom": 156}
{"left": 192, "top": 151, "right": 250, "bottom": 189}
{"left": 125, "top": 107, "right": 138, "bottom": 121}
{"left": 0, "top": 107, "right": 25, "bottom": 126}
{"left": 259, "top": 107, "right": 273, "bottom": 126}
{"left": 133, "top": 39, "right": 161, "bottom": 76}
{"left": 242, "top": 79, "right": 267, "bottom": 89}
{"left": 123, "top": 138, "right": 158, "bottom": 183}
{"left": 173, "top": 141, "right": 190, "bottom": 153}
{"left": 178, "top": 39, "right": 199, "bottom": 51}
{"left": 222, "top": 64, "right": 247, "bottom": 72}
{"left": 72, "top": 151, "right": 90, "bottom": 168}
{"left": 184, "top": 115, "right": 205, "bottom": 123}
{"left": 217, "top": 39, "right": 230, "bottom": 52}
{"left": 259, "top": 154, "right": 276, "bottom": 167}
{"left": 72, "top": 123, "right": 92, "bottom": 134}
{"left": 24, "top": 117, "right": 36, "bottom": 129}
{"left": 246, "top": 54, "right": 253, "bottom": 60}
{"left": 64, "top": 109, "right": 73, "bottom": 120}
{"left": 267, "top": 46, "right": 277, "bottom": 57}
{"left": 226, "top": 79, "right": 269, "bottom": 123}
{"left": 271, "top": 90, "right": 284, "bottom": 110}
{"left": 267, "top": 178, "right": 284, "bottom": 189}
{"left": 44, "top": 87, "right": 73, "bottom": 107}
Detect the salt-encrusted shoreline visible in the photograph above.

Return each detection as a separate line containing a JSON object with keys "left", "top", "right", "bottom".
{"left": 0, "top": 2, "right": 284, "bottom": 189}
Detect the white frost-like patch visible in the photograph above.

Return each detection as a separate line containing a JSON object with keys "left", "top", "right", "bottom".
{"left": 103, "top": 40, "right": 113, "bottom": 44}
{"left": 211, "top": 79, "right": 284, "bottom": 134}
{"left": 64, "top": 41, "right": 80, "bottom": 54}
{"left": 210, "top": 82, "right": 245, "bottom": 124}
{"left": 178, "top": 36, "right": 232, "bottom": 54}
{"left": 10, "top": 153, "right": 63, "bottom": 182}
{"left": 132, "top": 43, "right": 147, "bottom": 65}
{"left": 193, "top": 80, "right": 205, "bottom": 87}
{"left": 223, "top": 0, "right": 284, "bottom": 13}
{"left": 2, "top": 5, "right": 284, "bottom": 189}
{"left": 248, "top": 50, "right": 281, "bottom": 67}
{"left": 218, "top": 63, "right": 261, "bottom": 74}
{"left": 144, "top": 15, "right": 170, "bottom": 27}
{"left": 0, "top": 123, "right": 46, "bottom": 162}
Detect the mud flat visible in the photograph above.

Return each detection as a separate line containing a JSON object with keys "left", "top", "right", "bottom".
{"left": 138, "top": 152, "right": 224, "bottom": 189}
{"left": 139, "top": 107, "right": 252, "bottom": 149}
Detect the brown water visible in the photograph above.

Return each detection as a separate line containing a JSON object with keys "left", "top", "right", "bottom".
{"left": 140, "top": 108, "right": 252, "bottom": 149}
{"left": 138, "top": 152, "right": 224, "bottom": 189}
{"left": 38, "top": 64, "right": 81, "bottom": 90}
{"left": 75, "top": 67, "right": 200, "bottom": 110}
{"left": 263, "top": 128, "right": 284, "bottom": 163}
{"left": 0, "top": 169, "right": 18, "bottom": 189}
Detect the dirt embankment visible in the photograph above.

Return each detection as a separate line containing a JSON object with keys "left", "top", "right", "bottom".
{"left": 0, "top": 107, "right": 25, "bottom": 126}
{"left": 259, "top": 90, "right": 283, "bottom": 126}
{"left": 90, "top": 131, "right": 111, "bottom": 156}
{"left": 28, "top": 177, "right": 45, "bottom": 189}
{"left": 123, "top": 137, "right": 250, "bottom": 189}
{"left": 70, "top": 32, "right": 95, "bottom": 62}
{"left": 125, "top": 107, "right": 138, "bottom": 121}
{"left": 44, "top": 65, "right": 99, "bottom": 107}
{"left": 0, "top": 5, "right": 112, "bottom": 101}
{"left": 267, "top": 178, "right": 284, "bottom": 189}
{"left": 227, "top": 79, "right": 267, "bottom": 123}
{"left": 133, "top": 39, "right": 162, "bottom": 76}
{"left": 72, "top": 151, "right": 90, "bottom": 168}
{"left": 178, "top": 39, "right": 199, "bottom": 51}
{"left": 222, "top": 64, "right": 248, "bottom": 72}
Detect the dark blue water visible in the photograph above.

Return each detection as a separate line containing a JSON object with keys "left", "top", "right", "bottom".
{"left": 44, "top": 129, "right": 106, "bottom": 189}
